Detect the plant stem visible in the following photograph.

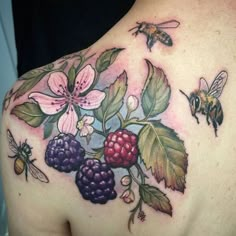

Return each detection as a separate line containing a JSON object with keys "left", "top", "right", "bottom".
{"left": 128, "top": 168, "right": 141, "bottom": 186}
{"left": 93, "top": 128, "right": 106, "bottom": 137}
{"left": 85, "top": 151, "right": 97, "bottom": 157}
{"left": 135, "top": 163, "right": 146, "bottom": 184}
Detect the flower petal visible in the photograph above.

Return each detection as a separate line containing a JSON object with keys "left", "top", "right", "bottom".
{"left": 77, "top": 90, "right": 105, "bottom": 110}
{"left": 79, "top": 125, "right": 94, "bottom": 137}
{"left": 82, "top": 115, "right": 94, "bottom": 125}
{"left": 74, "top": 64, "right": 95, "bottom": 94}
{"left": 48, "top": 72, "right": 69, "bottom": 96}
{"left": 29, "top": 92, "right": 67, "bottom": 115}
{"left": 58, "top": 105, "right": 78, "bottom": 135}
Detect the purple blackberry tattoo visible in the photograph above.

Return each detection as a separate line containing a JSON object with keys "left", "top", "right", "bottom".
{"left": 9, "top": 48, "right": 189, "bottom": 232}
{"left": 76, "top": 158, "right": 117, "bottom": 204}
{"left": 45, "top": 133, "right": 85, "bottom": 172}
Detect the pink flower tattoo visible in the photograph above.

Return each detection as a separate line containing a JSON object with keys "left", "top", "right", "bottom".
{"left": 29, "top": 65, "right": 105, "bottom": 135}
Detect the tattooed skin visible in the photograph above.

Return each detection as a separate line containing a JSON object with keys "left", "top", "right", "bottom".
{"left": 129, "top": 20, "right": 180, "bottom": 51}
{"left": 180, "top": 71, "right": 228, "bottom": 137}
{"left": 7, "top": 129, "right": 49, "bottom": 183}
{"left": 6, "top": 48, "right": 188, "bottom": 231}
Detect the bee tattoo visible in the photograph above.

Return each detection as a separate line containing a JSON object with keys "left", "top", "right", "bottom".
{"left": 180, "top": 71, "right": 228, "bottom": 137}
{"left": 7, "top": 130, "right": 49, "bottom": 183}
{"left": 129, "top": 20, "right": 180, "bottom": 51}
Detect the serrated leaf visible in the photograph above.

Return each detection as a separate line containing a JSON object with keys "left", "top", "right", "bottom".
{"left": 95, "top": 48, "right": 124, "bottom": 73}
{"left": 15, "top": 71, "right": 48, "bottom": 99}
{"left": 11, "top": 102, "right": 47, "bottom": 127}
{"left": 138, "top": 121, "right": 188, "bottom": 193}
{"left": 44, "top": 122, "right": 54, "bottom": 139}
{"left": 94, "top": 71, "right": 127, "bottom": 122}
{"left": 68, "top": 65, "right": 76, "bottom": 92}
{"left": 141, "top": 60, "right": 171, "bottom": 118}
{"left": 139, "top": 184, "right": 172, "bottom": 216}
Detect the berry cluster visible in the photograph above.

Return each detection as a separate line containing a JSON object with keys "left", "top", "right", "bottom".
{"left": 104, "top": 129, "right": 139, "bottom": 168}
{"left": 76, "top": 158, "right": 117, "bottom": 204}
{"left": 45, "top": 133, "right": 85, "bottom": 172}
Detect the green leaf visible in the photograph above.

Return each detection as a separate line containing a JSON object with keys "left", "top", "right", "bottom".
{"left": 138, "top": 121, "right": 188, "bottom": 193}
{"left": 141, "top": 60, "right": 171, "bottom": 118}
{"left": 44, "top": 63, "right": 54, "bottom": 70}
{"left": 58, "top": 61, "right": 68, "bottom": 71}
{"left": 91, "top": 147, "right": 104, "bottom": 159}
{"left": 94, "top": 71, "right": 128, "bottom": 122}
{"left": 11, "top": 102, "right": 47, "bottom": 127}
{"left": 95, "top": 48, "right": 124, "bottom": 73}
{"left": 43, "top": 122, "right": 54, "bottom": 139}
{"left": 20, "top": 68, "right": 45, "bottom": 80}
{"left": 15, "top": 71, "right": 48, "bottom": 99}
{"left": 139, "top": 184, "right": 172, "bottom": 216}
{"left": 68, "top": 65, "right": 76, "bottom": 92}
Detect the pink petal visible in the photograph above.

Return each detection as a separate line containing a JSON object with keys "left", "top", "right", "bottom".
{"left": 74, "top": 65, "right": 95, "bottom": 94}
{"left": 58, "top": 105, "right": 78, "bottom": 135}
{"left": 77, "top": 90, "right": 105, "bottom": 110}
{"left": 80, "top": 125, "right": 94, "bottom": 137}
{"left": 29, "top": 92, "right": 67, "bottom": 115}
{"left": 48, "top": 72, "right": 69, "bottom": 96}
{"left": 82, "top": 115, "right": 94, "bottom": 125}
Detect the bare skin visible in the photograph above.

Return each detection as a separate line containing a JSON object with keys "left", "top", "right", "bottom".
{"left": 1, "top": 0, "right": 236, "bottom": 236}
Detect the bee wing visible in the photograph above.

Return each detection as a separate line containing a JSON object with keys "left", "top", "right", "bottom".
{"left": 7, "top": 129, "right": 18, "bottom": 154}
{"left": 208, "top": 71, "right": 228, "bottom": 98}
{"left": 199, "top": 77, "right": 209, "bottom": 92}
{"left": 157, "top": 20, "right": 180, "bottom": 29}
{"left": 28, "top": 163, "right": 49, "bottom": 183}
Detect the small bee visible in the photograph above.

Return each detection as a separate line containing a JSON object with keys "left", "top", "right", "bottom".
{"left": 129, "top": 20, "right": 180, "bottom": 51}
{"left": 7, "top": 129, "right": 49, "bottom": 183}
{"left": 179, "top": 71, "right": 228, "bottom": 137}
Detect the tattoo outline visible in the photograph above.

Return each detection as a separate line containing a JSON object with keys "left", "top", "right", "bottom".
{"left": 7, "top": 129, "right": 49, "bottom": 183}
{"left": 8, "top": 48, "right": 188, "bottom": 231}
{"left": 129, "top": 20, "right": 180, "bottom": 51}
{"left": 180, "top": 70, "right": 228, "bottom": 137}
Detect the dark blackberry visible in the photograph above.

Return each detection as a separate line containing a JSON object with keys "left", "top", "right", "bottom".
{"left": 45, "top": 133, "right": 85, "bottom": 172}
{"left": 76, "top": 158, "right": 117, "bottom": 204}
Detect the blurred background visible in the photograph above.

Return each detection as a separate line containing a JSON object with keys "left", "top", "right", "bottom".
{"left": 0, "top": 1, "right": 134, "bottom": 235}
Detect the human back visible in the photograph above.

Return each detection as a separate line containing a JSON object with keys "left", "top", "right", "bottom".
{"left": 1, "top": 0, "right": 236, "bottom": 235}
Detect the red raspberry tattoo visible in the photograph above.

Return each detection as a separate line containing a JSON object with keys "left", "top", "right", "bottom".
{"left": 104, "top": 129, "right": 139, "bottom": 168}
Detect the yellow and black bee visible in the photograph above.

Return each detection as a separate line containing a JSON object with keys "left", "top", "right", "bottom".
{"left": 180, "top": 71, "right": 228, "bottom": 137}
{"left": 129, "top": 20, "right": 180, "bottom": 51}
{"left": 7, "top": 129, "right": 49, "bottom": 182}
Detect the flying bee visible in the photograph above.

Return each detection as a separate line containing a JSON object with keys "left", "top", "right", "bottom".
{"left": 179, "top": 71, "right": 228, "bottom": 137}
{"left": 129, "top": 20, "right": 180, "bottom": 51}
{"left": 7, "top": 129, "right": 49, "bottom": 183}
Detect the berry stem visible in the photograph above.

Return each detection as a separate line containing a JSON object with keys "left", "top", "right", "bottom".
{"left": 93, "top": 128, "right": 106, "bottom": 137}
{"left": 128, "top": 168, "right": 141, "bottom": 186}
{"left": 85, "top": 150, "right": 97, "bottom": 157}
{"left": 135, "top": 163, "right": 146, "bottom": 185}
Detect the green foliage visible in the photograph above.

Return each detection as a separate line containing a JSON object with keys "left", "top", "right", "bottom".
{"left": 43, "top": 122, "right": 54, "bottom": 139}
{"left": 15, "top": 71, "right": 48, "bottom": 99}
{"left": 94, "top": 71, "right": 128, "bottom": 122}
{"left": 11, "top": 102, "right": 47, "bottom": 127}
{"left": 141, "top": 60, "right": 171, "bottom": 118}
{"left": 95, "top": 48, "right": 124, "bottom": 73}
{"left": 139, "top": 184, "right": 172, "bottom": 216}
{"left": 20, "top": 68, "right": 45, "bottom": 80}
{"left": 138, "top": 121, "right": 188, "bottom": 192}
